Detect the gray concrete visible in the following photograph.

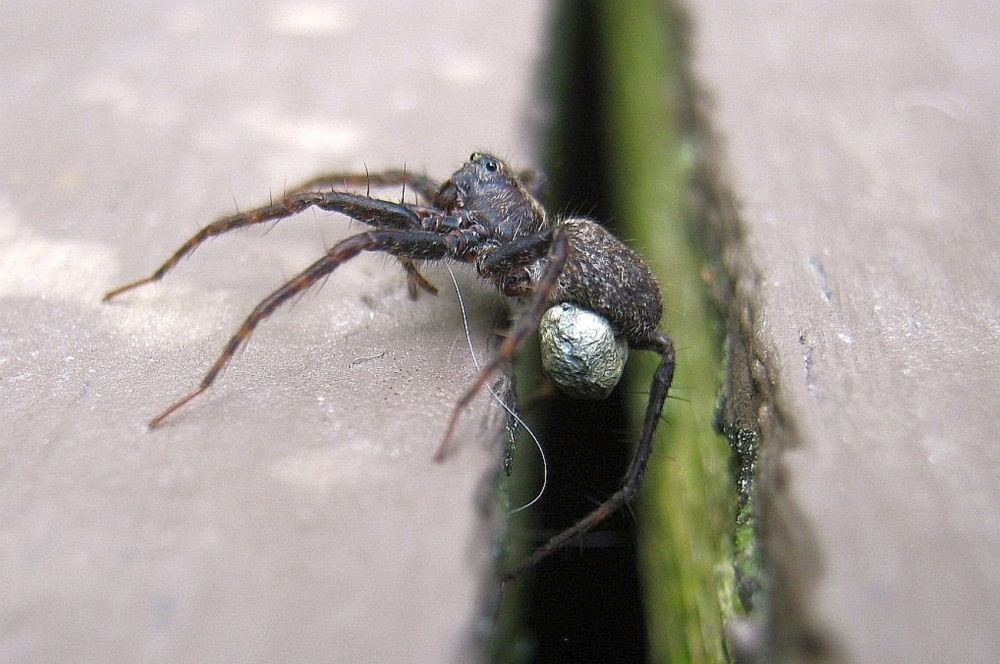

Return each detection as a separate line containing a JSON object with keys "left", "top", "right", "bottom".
{"left": 691, "top": 1, "right": 1000, "bottom": 662}
{"left": 1, "top": 2, "right": 547, "bottom": 661}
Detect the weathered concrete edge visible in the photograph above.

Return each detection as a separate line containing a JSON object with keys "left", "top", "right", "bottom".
{"left": 693, "top": 117, "right": 837, "bottom": 663}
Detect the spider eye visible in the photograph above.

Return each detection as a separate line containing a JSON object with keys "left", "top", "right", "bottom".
{"left": 469, "top": 152, "right": 500, "bottom": 172}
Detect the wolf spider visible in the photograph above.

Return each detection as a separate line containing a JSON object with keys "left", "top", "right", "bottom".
{"left": 104, "top": 152, "right": 675, "bottom": 579}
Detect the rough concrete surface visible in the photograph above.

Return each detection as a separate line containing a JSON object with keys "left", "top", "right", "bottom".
{"left": 1, "top": 2, "right": 547, "bottom": 662}
{"left": 691, "top": 1, "right": 1000, "bottom": 662}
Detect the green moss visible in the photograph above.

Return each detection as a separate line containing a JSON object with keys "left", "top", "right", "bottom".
{"left": 599, "top": 3, "right": 738, "bottom": 661}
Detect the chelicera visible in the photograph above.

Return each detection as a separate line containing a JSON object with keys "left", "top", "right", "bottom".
{"left": 104, "top": 152, "right": 675, "bottom": 579}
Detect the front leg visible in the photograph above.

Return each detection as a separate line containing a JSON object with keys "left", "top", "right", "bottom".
{"left": 435, "top": 227, "right": 568, "bottom": 460}
{"left": 103, "top": 191, "right": 432, "bottom": 301}
{"left": 287, "top": 169, "right": 442, "bottom": 204}
{"left": 146, "top": 228, "right": 455, "bottom": 428}
{"left": 477, "top": 229, "right": 556, "bottom": 297}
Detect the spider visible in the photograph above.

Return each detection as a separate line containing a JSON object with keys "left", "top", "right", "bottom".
{"left": 103, "top": 152, "right": 675, "bottom": 580}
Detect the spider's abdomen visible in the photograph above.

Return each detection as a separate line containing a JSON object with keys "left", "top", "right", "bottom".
{"left": 550, "top": 219, "right": 663, "bottom": 344}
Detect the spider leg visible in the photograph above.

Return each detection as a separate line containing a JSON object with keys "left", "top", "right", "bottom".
{"left": 286, "top": 170, "right": 441, "bottom": 298}
{"left": 287, "top": 170, "right": 441, "bottom": 203}
{"left": 434, "top": 227, "right": 568, "bottom": 461}
{"left": 103, "top": 192, "right": 432, "bottom": 301}
{"left": 503, "top": 331, "right": 675, "bottom": 579}
{"left": 401, "top": 259, "right": 439, "bottom": 298}
{"left": 283, "top": 170, "right": 444, "bottom": 297}
{"left": 148, "top": 229, "right": 453, "bottom": 428}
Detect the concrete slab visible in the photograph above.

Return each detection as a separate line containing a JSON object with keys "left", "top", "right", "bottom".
{"left": 0, "top": 2, "right": 547, "bottom": 661}
{"left": 690, "top": 1, "right": 1000, "bottom": 661}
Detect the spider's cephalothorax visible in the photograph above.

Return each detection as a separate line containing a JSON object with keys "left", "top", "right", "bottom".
{"left": 104, "top": 152, "right": 676, "bottom": 579}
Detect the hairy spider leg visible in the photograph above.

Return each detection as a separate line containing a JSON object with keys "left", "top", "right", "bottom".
{"left": 503, "top": 331, "right": 675, "bottom": 580}
{"left": 281, "top": 170, "right": 446, "bottom": 298}
{"left": 147, "top": 229, "right": 454, "bottom": 428}
{"left": 434, "top": 227, "right": 569, "bottom": 461}
{"left": 399, "top": 259, "right": 439, "bottom": 297}
{"left": 103, "top": 192, "right": 432, "bottom": 302}
{"left": 289, "top": 167, "right": 545, "bottom": 203}
{"left": 286, "top": 170, "right": 442, "bottom": 202}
